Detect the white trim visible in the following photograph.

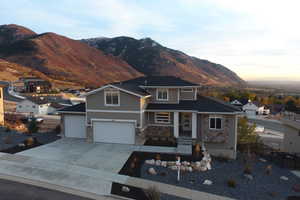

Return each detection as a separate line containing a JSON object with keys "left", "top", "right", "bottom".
{"left": 87, "top": 109, "right": 140, "bottom": 114}
{"left": 181, "top": 88, "right": 193, "bottom": 92}
{"left": 192, "top": 112, "right": 197, "bottom": 139}
{"left": 58, "top": 111, "right": 86, "bottom": 114}
{"left": 177, "top": 89, "right": 180, "bottom": 104}
{"left": 194, "top": 88, "right": 197, "bottom": 100}
{"left": 156, "top": 88, "right": 169, "bottom": 101}
{"left": 209, "top": 115, "right": 223, "bottom": 130}
{"left": 174, "top": 112, "right": 179, "bottom": 138}
{"left": 91, "top": 118, "right": 137, "bottom": 127}
{"left": 145, "top": 110, "right": 241, "bottom": 115}
{"left": 83, "top": 84, "right": 146, "bottom": 98}
{"left": 104, "top": 89, "right": 120, "bottom": 106}
{"left": 155, "top": 112, "right": 171, "bottom": 124}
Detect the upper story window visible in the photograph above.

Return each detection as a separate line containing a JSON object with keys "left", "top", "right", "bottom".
{"left": 157, "top": 88, "right": 168, "bottom": 101}
{"left": 105, "top": 89, "right": 120, "bottom": 106}
{"left": 209, "top": 116, "right": 222, "bottom": 130}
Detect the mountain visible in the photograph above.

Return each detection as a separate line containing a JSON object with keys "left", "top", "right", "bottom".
{"left": 82, "top": 37, "right": 245, "bottom": 86}
{"left": 0, "top": 24, "right": 142, "bottom": 87}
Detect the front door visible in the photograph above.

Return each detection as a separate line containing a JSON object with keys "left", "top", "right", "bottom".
{"left": 179, "top": 113, "right": 192, "bottom": 137}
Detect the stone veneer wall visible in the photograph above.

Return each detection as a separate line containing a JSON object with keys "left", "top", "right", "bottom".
{"left": 143, "top": 126, "right": 173, "bottom": 139}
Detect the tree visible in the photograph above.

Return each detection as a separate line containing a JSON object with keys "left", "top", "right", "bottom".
{"left": 237, "top": 117, "right": 259, "bottom": 147}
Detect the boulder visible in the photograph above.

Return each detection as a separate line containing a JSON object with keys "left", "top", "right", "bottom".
{"left": 155, "top": 160, "right": 162, "bottom": 166}
{"left": 169, "top": 165, "right": 178, "bottom": 170}
{"left": 203, "top": 180, "right": 213, "bottom": 185}
{"left": 259, "top": 158, "right": 267, "bottom": 162}
{"left": 187, "top": 167, "right": 193, "bottom": 172}
{"left": 244, "top": 174, "right": 254, "bottom": 181}
{"left": 280, "top": 176, "right": 289, "bottom": 181}
{"left": 161, "top": 161, "right": 167, "bottom": 167}
{"left": 148, "top": 167, "right": 157, "bottom": 175}
{"left": 145, "top": 159, "right": 155, "bottom": 165}
{"left": 121, "top": 186, "right": 130, "bottom": 193}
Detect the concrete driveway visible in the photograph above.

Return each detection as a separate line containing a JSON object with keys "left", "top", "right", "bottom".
{"left": 18, "top": 138, "right": 135, "bottom": 173}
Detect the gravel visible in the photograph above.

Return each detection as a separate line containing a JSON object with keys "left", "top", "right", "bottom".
{"left": 141, "top": 156, "right": 300, "bottom": 200}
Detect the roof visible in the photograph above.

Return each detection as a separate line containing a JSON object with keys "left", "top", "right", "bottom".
{"left": 146, "top": 96, "right": 241, "bottom": 113}
{"left": 58, "top": 103, "right": 86, "bottom": 113}
{"left": 25, "top": 96, "right": 49, "bottom": 105}
{"left": 111, "top": 83, "right": 150, "bottom": 96}
{"left": 121, "top": 76, "right": 199, "bottom": 87}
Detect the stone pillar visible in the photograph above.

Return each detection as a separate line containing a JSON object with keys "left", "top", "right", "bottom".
{"left": 174, "top": 112, "right": 179, "bottom": 138}
{"left": 192, "top": 112, "right": 197, "bottom": 139}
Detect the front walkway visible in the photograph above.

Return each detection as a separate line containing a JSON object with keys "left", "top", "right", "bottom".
{"left": 0, "top": 152, "right": 233, "bottom": 200}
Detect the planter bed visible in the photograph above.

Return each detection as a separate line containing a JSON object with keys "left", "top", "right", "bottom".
{"left": 144, "top": 138, "right": 177, "bottom": 147}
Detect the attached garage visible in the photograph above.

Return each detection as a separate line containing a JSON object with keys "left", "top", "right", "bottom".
{"left": 64, "top": 115, "right": 86, "bottom": 138}
{"left": 93, "top": 121, "right": 135, "bottom": 144}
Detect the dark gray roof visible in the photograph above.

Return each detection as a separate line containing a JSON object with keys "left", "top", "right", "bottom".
{"left": 111, "top": 83, "right": 150, "bottom": 96}
{"left": 58, "top": 103, "right": 86, "bottom": 113}
{"left": 146, "top": 96, "right": 241, "bottom": 113}
{"left": 120, "top": 76, "right": 199, "bottom": 87}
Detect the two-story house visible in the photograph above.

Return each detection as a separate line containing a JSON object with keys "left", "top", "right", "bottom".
{"left": 59, "top": 76, "right": 241, "bottom": 158}
{"left": 0, "top": 83, "right": 4, "bottom": 126}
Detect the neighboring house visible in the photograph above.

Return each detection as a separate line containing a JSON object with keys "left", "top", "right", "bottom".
{"left": 19, "top": 77, "right": 52, "bottom": 93}
{"left": 242, "top": 100, "right": 258, "bottom": 117}
{"left": 231, "top": 99, "right": 243, "bottom": 107}
{"left": 59, "top": 76, "right": 241, "bottom": 159}
{"left": 0, "top": 83, "right": 4, "bottom": 126}
{"left": 16, "top": 96, "right": 68, "bottom": 115}
{"left": 281, "top": 112, "right": 300, "bottom": 153}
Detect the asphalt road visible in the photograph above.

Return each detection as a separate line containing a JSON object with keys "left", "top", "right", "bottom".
{"left": 0, "top": 81, "right": 23, "bottom": 102}
{"left": 0, "top": 178, "right": 94, "bottom": 200}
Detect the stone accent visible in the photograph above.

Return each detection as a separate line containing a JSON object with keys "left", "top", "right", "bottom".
{"left": 144, "top": 126, "right": 173, "bottom": 139}
{"left": 201, "top": 115, "right": 232, "bottom": 143}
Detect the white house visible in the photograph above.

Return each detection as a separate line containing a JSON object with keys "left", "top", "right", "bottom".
{"left": 16, "top": 97, "right": 58, "bottom": 115}
{"left": 242, "top": 100, "right": 258, "bottom": 117}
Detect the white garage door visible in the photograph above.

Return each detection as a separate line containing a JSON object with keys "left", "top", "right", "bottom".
{"left": 93, "top": 121, "right": 135, "bottom": 144}
{"left": 64, "top": 115, "right": 86, "bottom": 138}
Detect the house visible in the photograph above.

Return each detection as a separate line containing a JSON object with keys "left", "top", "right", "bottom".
{"left": 0, "top": 83, "right": 4, "bottom": 126}
{"left": 242, "top": 100, "right": 258, "bottom": 117}
{"left": 58, "top": 76, "right": 241, "bottom": 159}
{"left": 20, "top": 77, "right": 52, "bottom": 93}
{"left": 16, "top": 96, "right": 71, "bottom": 115}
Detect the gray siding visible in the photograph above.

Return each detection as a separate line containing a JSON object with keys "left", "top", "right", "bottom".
{"left": 87, "top": 87, "right": 140, "bottom": 111}
{"left": 146, "top": 88, "right": 179, "bottom": 103}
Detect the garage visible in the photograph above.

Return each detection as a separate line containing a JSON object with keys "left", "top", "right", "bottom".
{"left": 93, "top": 121, "right": 135, "bottom": 144}
{"left": 64, "top": 115, "right": 86, "bottom": 138}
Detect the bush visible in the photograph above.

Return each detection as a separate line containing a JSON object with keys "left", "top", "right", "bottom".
{"left": 26, "top": 119, "right": 39, "bottom": 134}
{"left": 144, "top": 186, "right": 160, "bottom": 200}
{"left": 244, "top": 165, "right": 252, "bottom": 175}
{"left": 54, "top": 125, "right": 61, "bottom": 134}
{"left": 227, "top": 179, "right": 237, "bottom": 188}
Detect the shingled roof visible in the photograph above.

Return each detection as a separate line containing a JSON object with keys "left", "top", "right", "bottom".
{"left": 58, "top": 103, "right": 86, "bottom": 113}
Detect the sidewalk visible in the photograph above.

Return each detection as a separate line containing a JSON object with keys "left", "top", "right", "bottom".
{"left": 0, "top": 152, "right": 233, "bottom": 200}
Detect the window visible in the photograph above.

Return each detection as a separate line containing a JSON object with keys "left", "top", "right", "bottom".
{"left": 155, "top": 112, "right": 170, "bottom": 124}
{"left": 181, "top": 88, "right": 193, "bottom": 92}
{"left": 157, "top": 89, "right": 168, "bottom": 101}
{"left": 105, "top": 90, "right": 119, "bottom": 106}
{"left": 209, "top": 116, "right": 222, "bottom": 130}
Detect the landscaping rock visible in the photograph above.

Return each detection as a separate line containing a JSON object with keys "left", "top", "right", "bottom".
{"left": 281, "top": 176, "right": 289, "bottom": 181}
{"left": 259, "top": 158, "right": 267, "bottom": 162}
{"left": 244, "top": 174, "right": 254, "bottom": 181}
{"left": 155, "top": 160, "right": 162, "bottom": 166}
{"left": 145, "top": 159, "right": 155, "bottom": 165}
{"left": 121, "top": 186, "right": 130, "bottom": 193}
{"left": 161, "top": 161, "right": 167, "bottom": 167}
{"left": 203, "top": 180, "right": 213, "bottom": 185}
{"left": 148, "top": 167, "right": 157, "bottom": 175}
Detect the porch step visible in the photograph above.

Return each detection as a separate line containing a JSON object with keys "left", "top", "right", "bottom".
{"left": 177, "top": 137, "right": 193, "bottom": 146}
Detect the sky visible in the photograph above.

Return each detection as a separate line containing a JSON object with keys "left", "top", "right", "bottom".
{"left": 0, "top": 0, "right": 299, "bottom": 81}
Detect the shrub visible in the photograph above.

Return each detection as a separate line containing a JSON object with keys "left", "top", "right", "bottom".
{"left": 227, "top": 179, "right": 237, "bottom": 188}
{"left": 25, "top": 137, "right": 35, "bottom": 146}
{"left": 26, "top": 119, "right": 39, "bottom": 134}
{"left": 5, "top": 127, "right": 10, "bottom": 132}
{"left": 244, "top": 165, "right": 252, "bottom": 175}
{"left": 155, "top": 154, "right": 161, "bottom": 160}
{"left": 144, "top": 186, "right": 160, "bottom": 200}
{"left": 53, "top": 125, "right": 61, "bottom": 134}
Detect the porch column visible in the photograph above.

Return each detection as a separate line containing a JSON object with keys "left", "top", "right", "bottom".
{"left": 192, "top": 112, "right": 197, "bottom": 139}
{"left": 174, "top": 112, "right": 179, "bottom": 138}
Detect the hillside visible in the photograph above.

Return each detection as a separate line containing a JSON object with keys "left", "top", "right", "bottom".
{"left": 0, "top": 24, "right": 142, "bottom": 87}
{"left": 82, "top": 37, "right": 245, "bottom": 86}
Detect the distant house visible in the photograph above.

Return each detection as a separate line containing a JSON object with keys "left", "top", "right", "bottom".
{"left": 16, "top": 96, "right": 72, "bottom": 115}
{"left": 231, "top": 99, "right": 243, "bottom": 107}
{"left": 0, "top": 83, "right": 4, "bottom": 126}
{"left": 20, "top": 77, "right": 52, "bottom": 93}
{"left": 242, "top": 100, "right": 258, "bottom": 117}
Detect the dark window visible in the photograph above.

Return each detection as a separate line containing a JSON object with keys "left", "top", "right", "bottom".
{"left": 210, "top": 117, "right": 222, "bottom": 130}
{"left": 105, "top": 90, "right": 119, "bottom": 106}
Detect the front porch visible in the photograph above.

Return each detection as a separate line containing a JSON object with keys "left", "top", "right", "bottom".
{"left": 144, "top": 111, "right": 198, "bottom": 141}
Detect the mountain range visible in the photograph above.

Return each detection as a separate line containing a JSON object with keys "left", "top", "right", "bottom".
{"left": 0, "top": 24, "right": 245, "bottom": 88}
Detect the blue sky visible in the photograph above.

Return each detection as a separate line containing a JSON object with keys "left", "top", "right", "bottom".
{"left": 1, "top": 0, "right": 299, "bottom": 81}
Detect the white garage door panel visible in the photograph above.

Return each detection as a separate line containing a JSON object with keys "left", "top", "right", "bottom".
{"left": 93, "top": 121, "right": 135, "bottom": 144}
{"left": 65, "top": 115, "right": 86, "bottom": 138}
